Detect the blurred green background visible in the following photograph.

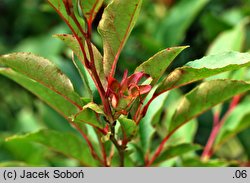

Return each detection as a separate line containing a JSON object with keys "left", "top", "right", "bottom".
{"left": 1, "top": 0, "right": 250, "bottom": 166}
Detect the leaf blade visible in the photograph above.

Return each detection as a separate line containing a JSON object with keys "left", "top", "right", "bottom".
{"left": 54, "top": 34, "right": 105, "bottom": 88}
{"left": 155, "top": 51, "right": 250, "bottom": 95}
{"left": 0, "top": 53, "right": 83, "bottom": 112}
{"left": 153, "top": 143, "right": 201, "bottom": 165}
{"left": 0, "top": 69, "right": 78, "bottom": 117}
{"left": 118, "top": 116, "right": 138, "bottom": 142}
{"left": 48, "top": 0, "right": 85, "bottom": 35}
{"left": 214, "top": 97, "right": 250, "bottom": 149}
{"left": 136, "top": 46, "right": 188, "bottom": 85}
{"left": 79, "top": 0, "right": 104, "bottom": 23}
{"left": 6, "top": 129, "right": 98, "bottom": 166}
{"left": 74, "top": 102, "right": 104, "bottom": 128}
{"left": 170, "top": 79, "right": 250, "bottom": 134}
{"left": 98, "top": 0, "right": 142, "bottom": 77}
{"left": 0, "top": 53, "right": 81, "bottom": 103}
{"left": 156, "top": 0, "right": 209, "bottom": 47}
{"left": 207, "top": 19, "right": 247, "bottom": 55}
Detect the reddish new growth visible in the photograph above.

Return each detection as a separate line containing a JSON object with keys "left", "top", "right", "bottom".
{"left": 106, "top": 70, "right": 152, "bottom": 119}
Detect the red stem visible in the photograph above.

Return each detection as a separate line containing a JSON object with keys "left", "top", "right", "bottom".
{"left": 49, "top": 1, "right": 113, "bottom": 122}
{"left": 201, "top": 95, "right": 241, "bottom": 160}
{"left": 48, "top": 2, "right": 90, "bottom": 69}
{"left": 135, "top": 95, "right": 156, "bottom": 124}
{"left": 85, "top": 22, "right": 113, "bottom": 120}
{"left": 108, "top": 145, "right": 115, "bottom": 165}
{"left": 109, "top": 2, "right": 139, "bottom": 78}
{"left": 95, "top": 129, "right": 108, "bottom": 167}
{"left": 100, "top": 141, "right": 108, "bottom": 166}
{"left": 147, "top": 95, "right": 241, "bottom": 166}
{"left": 72, "top": 20, "right": 113, "bottom": 164}
{"left": 146, "top": 130, "right": 176, "bottom": 166}
{"left": 201, "top": 117, "right": 221, "bottom": 160}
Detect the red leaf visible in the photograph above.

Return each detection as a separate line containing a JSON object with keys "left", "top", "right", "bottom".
{"left": 139, "top": 85, "right": 152, "bottom": 94}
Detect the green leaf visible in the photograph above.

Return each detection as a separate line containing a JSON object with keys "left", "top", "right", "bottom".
{"left": 0, "top": 69, "right": 77, "bottom": 117}
{"left": 129, "top": 143, "right": 145, "bottom": 166}
{"left": 155, "top": 51, "right": 250, "bottom": 95}
{"left": 0, "top": 53, "right": 82, "bottom": 106}
{"left": 108, "top": 148, "right": 134, "bottom": 167}
{"left": 73, "top": 102, "right": 104, "bottom": 128}
{"left": 149, "top": 92, "right": 169, "bottom": 127}
{"left": 207, "top": 19, "right": 247, "bottom": 55}
{"left": 156, "top": 0, "right": 209, "bottom": 47}
{"left": 149, "top": 89, "right": 197, "bottom": 146}
{"left": 168, "top": 119, "right": 198, "bottom": 145}
{"left": 6, "top": 129, "right": 98, "bottom": 166}
{"left": 98, "top": 0, "right": 142, "bottom": 77}
{"left": 36, "top": 102, "right": 76, "bottom": 133}
{"left": 54, "top": 34, "right": 105, "bottom": 90}
{"left": 118, "top": 116, "right": 137, "bottom": 141}
{"left": 135, "top": 46, "right": 188, "bottom": 85}
{"left": 0, "top": 161, "right": 29, "bottom": 167}
{"left": 170, "top": 79, "right": 250, "bottom": 134}
{"left": 214, "top": 97, "right": 250, "bottom": 149}
{"left": 3, "top": 139, "right": 47, "bottom": 166}
{"left": 54, "top": 34, "right": 85, "bottom": 63}
{"left": 139, "top": 90, "right": 168, "bottom": 155}
{"left": 238, "top": 128, "right": 250, "bottom": 159}
{"left": 214, "top": 137, "right": 245, "bottom": 160}
{"left": 204, "top": 20, "right": 248, "bottom": 83}
{"left": 0, "top": 53, "right": 83, "bottom": 117}
{"left": 78, "top": 0, "right": 104, "bottom": 23}
{"left": 48, "top": 0, "right": 85, "bottom": 36}
{"left": 182, "top": 158, "right": 229, "bottom": 167}
{"left": 153, "top": 89, "right": 197, "bottom": 145}
{"left": 139, "top": 118, "right": 154, "bottom": 156}
{"left": 153, "top": 143, "right": 201, "bottom": 165}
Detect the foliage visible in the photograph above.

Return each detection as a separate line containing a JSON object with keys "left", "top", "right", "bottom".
{"left": 0, "top": 0, "right": 250, "bottom": 167}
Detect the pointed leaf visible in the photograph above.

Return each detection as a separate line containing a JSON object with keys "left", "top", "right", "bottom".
{"left": 78, "top": 0, "right": 104, "bottom": 23}
{"left": 153, "top": 143, "right": 201, "bottom": 165}
{"left": 6, "top": 129, "right": 98, "bottom": 166}
{"left": 0, "top": 69, "right": 77, "bottom": 117}
{"left": 54, "top": 34, "right": 105, "bottom": 87}
{"left": 118, "top": 116, "right": 138, "bottom": 141}
{"left": 155, "top": 51, "right": 250, "bottom": 95}
{"left": 98, "top": 0, "right": 142, "bottom": 77}
{"left": 170, "top": 79, "right": 250, "bottom": 134}
{"left": 0, "top": 53, "right": 83, "bottom": 116}
{"left": 136, "top": 46, "right": 188, "bottom": 85}
{"left": 74, "top": 102, "right": 104, "bottom": 128}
